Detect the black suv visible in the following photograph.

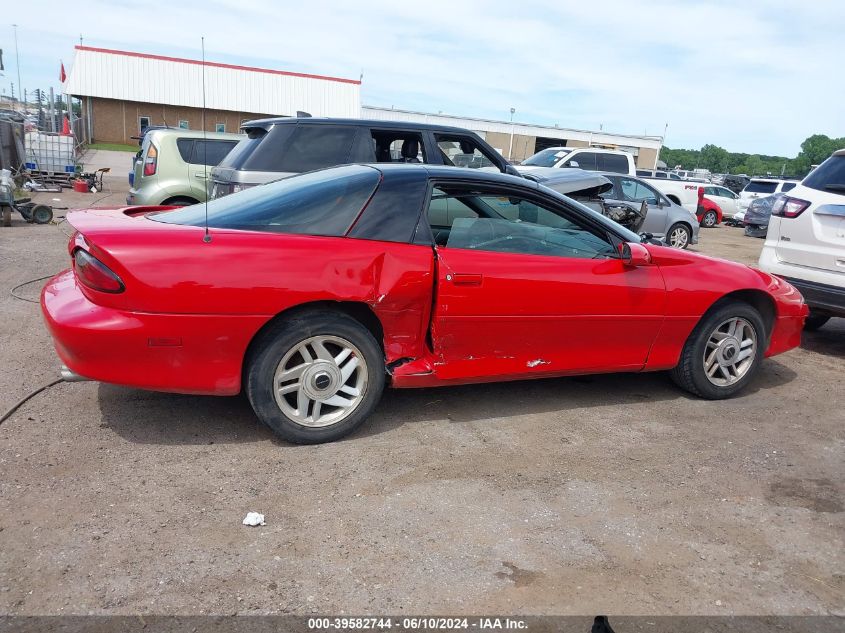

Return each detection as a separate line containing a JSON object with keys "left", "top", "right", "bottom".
{"left": 210, "top": 118, "right": 518, "bottom": 198}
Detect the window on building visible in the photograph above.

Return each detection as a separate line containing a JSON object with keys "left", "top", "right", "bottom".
{"left": 178, "top": 120, "right": 189, "bottom": 129}
{"left": 139, "top": 116, "right": 151, "bottom": 133}
{"left": 216, "top": 123, "right": 225, "bottom": 133}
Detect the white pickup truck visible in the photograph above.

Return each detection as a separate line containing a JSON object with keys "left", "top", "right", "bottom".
{"left": 637, "top": 176, "right": 703, "bottom": 212}
{"left": 520, "top": 147, "right": 636, "bottom": 176}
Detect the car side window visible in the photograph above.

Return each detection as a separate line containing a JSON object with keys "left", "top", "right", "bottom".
{"left": 704, "top": 186, "right": 717, "bottom": 195}
{"left": 434, "top": 135, "right": 495, "bottom": 169}
{"left": 176, "top": 138, "right": 194, "bottom": 162}
{"left": 598, "top": 153, "right": 629, "bottom": 174}
{"left": 619, "top": 178, "right": 659, "bottom": 205}
{"left": 565, "top": 152, "right": 597, "bottom": 171}
{"left": 426, "top": 187, "right": 615, "bottom": 259}
{"left": 780, "top": 182, "right": 797, "bottom": 192}
{"left": 371, "top": 131, "right": 426, "bottom": 163}
{"left": 275, "top": 125, "right": 358, "bottom": 172}
{"left": 656, "top": 172, "right": 668, "bottom": 179}
{"left": 189, "top": 140, "right": 239, "bottom": 167}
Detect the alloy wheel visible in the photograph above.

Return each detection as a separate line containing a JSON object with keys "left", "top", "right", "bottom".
{"left": 669, "top": 226, "right": 689, "bottom": 248}
{"left": 273, "top": 335, "right": 368, "bottom": 427}
{"left": 703, "top": 317, "right": 757, "bottom": 386}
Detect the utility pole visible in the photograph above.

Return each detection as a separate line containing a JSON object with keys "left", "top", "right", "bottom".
{"left": 508, "top": 107, "right": 516, "bottom": 160}
{"left": 12, "top": 24, "right": 23, "bottom": 111}
{"left": 653, "top": 122, "right": 669, "bottom": 171}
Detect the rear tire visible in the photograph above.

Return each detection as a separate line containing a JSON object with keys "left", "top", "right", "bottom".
{"left": 246, "top": 310, "right": 385, "bottom": 444}
{"left": 803, "top": 312, "right": 830, "bottom": 331}
{"left": 701, "top": 210, "right": 718, "bottom": 228}
{"left": 670, "top": 301, "right": 766, "bottom": 399}
{"left": 667, "top": 223, "right": 692, "bottom": 249}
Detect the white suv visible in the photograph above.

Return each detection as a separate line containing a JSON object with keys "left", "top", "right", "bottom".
{"left": 758, "top": 149, "right": 845, "bottom": 330}
{"left": 738, "top": 177, "right": 799, "bottom": 210}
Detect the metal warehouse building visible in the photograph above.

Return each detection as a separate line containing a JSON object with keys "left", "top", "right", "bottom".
{"left": 64, "top": 45, "right": 662, "bottom": 166}
{"left": 64, "top": 46, "right": 362, "bottom": 145}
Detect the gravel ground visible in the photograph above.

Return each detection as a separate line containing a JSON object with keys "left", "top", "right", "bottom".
{"left": 0, "top": 161, "right": 842, "bottom": 616}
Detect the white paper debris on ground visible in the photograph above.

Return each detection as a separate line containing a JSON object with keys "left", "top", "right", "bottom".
{"left": 242, "top": 512, "right": 265, "bottom": 527}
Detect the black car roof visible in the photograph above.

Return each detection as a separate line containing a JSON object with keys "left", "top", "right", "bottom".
{"left": 242, "top": 116, "right": 487, "bottom": 135}
{"left": 373, "top": 163, "right": 536, "bottom": 188}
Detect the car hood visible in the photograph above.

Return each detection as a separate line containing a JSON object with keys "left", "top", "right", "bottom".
{"left": 516, "top": 166, "right": 613, "bottom": 196}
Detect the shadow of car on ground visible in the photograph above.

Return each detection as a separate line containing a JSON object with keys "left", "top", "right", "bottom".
{"left": 97, "top": 358, "right": 798, "bottom": 447}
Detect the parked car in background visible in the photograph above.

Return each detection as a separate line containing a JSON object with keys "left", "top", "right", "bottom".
{"left": 638, "top": 174, "right": 704, "bottom": 212}
{"left": 742, "top": 194, "right": 779, "bottom": 238}
{"left": 738, "top": 178, "right": 798, "bottom": 211}
{"left": 701, "top": 184, "right": 740, "bottom": 224}
{"left": 722, "top": 174, "right": 750, "bottom": 194}
{"left": 127, "top": 129, "right": 243, "bottom": 206}
{"left": 636, "top": 169, "right": 684, "bottom": 180}
{"left": 596, "top": 172, "right": 699, "bottom": 248}
{"left": 697, "top": 196, "right": 723, "bottom": 228}
{"left": 673, "top": 169, "right": 712, "bottom": 182}
{"left": 210, "top": 117, "right": 518, "bottom": 199}
{"left": 759, "top": 149, "right": 845, "bottom": 330}
{"left": 520, "top": 147, "right": 636, "bottom": 175}
{"left": 516, "top": 168, "right": 650, "bottom": 235}
{"left": 43, "top": 164, "right": 807, "bottom": 444}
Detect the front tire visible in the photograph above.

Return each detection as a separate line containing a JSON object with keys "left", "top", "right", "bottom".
{"left": 246, "top": 311, "right": 385, "bottom": 444}
{"left": 667, "top": 222, "right": 692, "bottom": 249}
{"left": 670, "top": 301, "right": 766, "bottom": 399}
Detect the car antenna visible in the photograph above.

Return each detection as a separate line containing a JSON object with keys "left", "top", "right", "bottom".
{"left": 201, "top": 36, "right": 211, "bottom": 243}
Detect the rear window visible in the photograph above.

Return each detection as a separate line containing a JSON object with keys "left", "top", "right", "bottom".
{"left": 598, "top": 153, "right": 629, "bottom": 174}
{"left": 744, "top": 180, "right": 778, "bottom": 194}
{"left": 803, "top": 155, "right": 845, "bottom": 195}
{"left": 150, "top": 165, "right": 380, "bottom": 236}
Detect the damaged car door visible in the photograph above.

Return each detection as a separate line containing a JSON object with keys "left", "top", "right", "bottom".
{"left": 425, "top": 182, "right": 667, "bottom": 382}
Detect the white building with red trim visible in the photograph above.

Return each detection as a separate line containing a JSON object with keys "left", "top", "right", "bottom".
{"left": 63, "top": 45, "right": 361, "bottom": 145}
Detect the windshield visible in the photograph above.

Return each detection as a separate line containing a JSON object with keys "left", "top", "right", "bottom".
{"left": 150, "top": 165, "right": 380, "bottom": 236}
{"left": 522, "top": 148, "right": 568, "bottom": 167}
{"left": 803, "top": 155, "right": 845, "bottom": 195}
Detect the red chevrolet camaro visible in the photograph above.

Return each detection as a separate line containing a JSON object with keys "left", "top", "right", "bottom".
{"left": 42, "top": 164, "right": 807, "bottom": 443}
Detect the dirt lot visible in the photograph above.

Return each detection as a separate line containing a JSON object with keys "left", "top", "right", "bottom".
{"left": 0, "top": 157, "right": 842, "bottom": 616}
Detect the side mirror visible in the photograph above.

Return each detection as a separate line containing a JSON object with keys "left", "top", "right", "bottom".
{"left": 618, "top": 242, "right": 653, "bottom": 267}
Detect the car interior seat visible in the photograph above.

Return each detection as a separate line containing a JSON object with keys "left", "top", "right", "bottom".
{"left": 401, "top": 139, "right": 421, "bottom": 163}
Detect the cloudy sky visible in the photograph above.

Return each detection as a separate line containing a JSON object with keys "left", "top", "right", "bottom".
{"left": 3, "top": 0, "right": 843, "bottom": 156}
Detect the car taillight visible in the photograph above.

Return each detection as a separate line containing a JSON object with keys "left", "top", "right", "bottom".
{"left": 73, "top": 249, "right": 125, "bottom": 293}
{"left": 143, "top": 143, "right": 158, "bottom": 176}
{"left": 772, "top": 196, "right": 811, "bottom": 218}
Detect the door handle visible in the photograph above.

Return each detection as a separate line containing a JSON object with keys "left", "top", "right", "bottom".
{"left": 194, "top": 172, "right": 208, "bottom": 179}
{"left": 449, "top": 273, "right": 483, "bottom": 286}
